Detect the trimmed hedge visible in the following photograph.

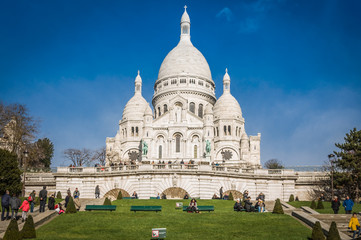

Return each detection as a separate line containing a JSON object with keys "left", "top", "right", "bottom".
{"left": 3, "top": 218, "right": 21, "bottom": 240}
{"left": 316, "top": 200, "right": 324, "bottom": 209}
{"left": 117, "top": 191, "right": 123, "bottom": 200}
{"left": 326, "top": 221, "right": 341, "bottom": 240}
{"left": 289, "top": 194, "right": 295, "bottom": 202}
{"left": 310, "top": 200, "right": 316, "bottom": 209}
{"left": 312, "top": 221, "right": 325, "bottom": 240}
{"left": 65, "top": 197, "right": 77, "bottom": 214}
{"left": 228, "top": 192, "right": 234, "bottom": 201}
{"left": 56, "top": 191, "right": 62, "bottom": 199}
{"left": 272, "top": 198, "right": 284, "bottom": 214}
{"left": 21, "top": 215, "right": 36, "bottom": 239}
{"left": 103, "top": 197, "right": 112, "bottom": 205}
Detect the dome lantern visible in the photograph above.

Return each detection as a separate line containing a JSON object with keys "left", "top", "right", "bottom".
{"left": 223, "top": 68, "right": 231, "bottom": 94}
{"left": 135, "top": 70, "right": 142, "bottom": 95}
{"left": 180, "top": 5, "right": 190, "bottom": 41}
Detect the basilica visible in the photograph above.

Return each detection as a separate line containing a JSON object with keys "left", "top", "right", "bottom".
{"left": 106, "top": 7, "right": 261, "bottom": 168}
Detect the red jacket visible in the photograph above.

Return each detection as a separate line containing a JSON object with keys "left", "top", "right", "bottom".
{"left": 20, "top": 200, "right": 30, "bottom": 212}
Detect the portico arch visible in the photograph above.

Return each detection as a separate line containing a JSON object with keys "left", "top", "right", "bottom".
{"left": 161, "top": 187, "right": 189, "bottom": 199}
{"left": 223, "top": 190, "right": 243, "bottom": 200}
{"left": 104, "top": 188, "right": 130, "bottom": 201}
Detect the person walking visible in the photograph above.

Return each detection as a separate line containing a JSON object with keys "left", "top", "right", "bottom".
{"left": 343, "top": 195, "right": 354, "bottom": 214}
{"left": 219, "top": 187, "right": 223, "bottom": 200}
{"left": 73, "top": 188, "right": 80, "bottom": 198}
{"left": 29, "top": 190, "right": 36, "bottom": 213}
{"left": 9, "top": 194, "right": 21, "bottom": 220}
{"left": 48, "top": 194, "right": 55, "bottom": 210}
{"left": 1, "top": 190, "right": 10, "bottom": 221}
{"left": 39, "top": 186, "right": 48, "bottom": 212}
{"left": 331, "top": 196, "right": 341, "bottom": 214}
{"left": 348, "top": 212, "right": 361, "bottom": 239}
{"left": 95, "top": 185, "right": 100, "bottom": 199}
{"left": 19, "top": 198, "right": 30, "bottom": 222}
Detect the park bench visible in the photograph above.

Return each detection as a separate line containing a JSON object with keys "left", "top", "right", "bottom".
{"left": 130, "top": 206, "right": 162, "bottom": 212}
{"left": 149, "top": 197, "right": 158, "bottom": 199}
{"left": 183, "top": 206, "right": 214, "bottom": 212}
{"left": 123, "top": 197, "right": 137, "bottom": 199}
{"left": 85, "top": 205, "right": 117, "bottom": 211}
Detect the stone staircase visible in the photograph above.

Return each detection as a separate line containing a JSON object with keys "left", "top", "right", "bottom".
{"left": 313, "top": 214, "right": 353, "bottom": 239}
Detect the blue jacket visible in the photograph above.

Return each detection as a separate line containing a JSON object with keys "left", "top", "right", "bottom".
{"left": 1, "top": 193, "right": 10, "bottom": 207}
{"left": 343, "top": 199, "right": 354, "bottom": 211}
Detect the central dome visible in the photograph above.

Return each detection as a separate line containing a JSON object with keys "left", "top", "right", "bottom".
{"left": 158, "top": 40, "right": 212, "bottom": 81}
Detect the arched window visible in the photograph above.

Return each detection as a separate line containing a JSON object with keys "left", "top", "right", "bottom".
{"left": 125, "top": 128, "right": 127, "bottom": 137}
{"left": 154, "top": 109, "right": 157, "bottom": 118}
{"left": 189, "top": 102, "right": 195, "bottom": 114}
{"left": 175, "top": 134, "right": 181, "bottom": 152}
{"left": 236, "top": 127, "right": 238, "bottom": 136}
{"left": 158, "top": 107, "right": 161, "bottom": 117}
{"left": 224, "top": 126, "right": 227, "bottom": 135}
{"left": 164, "top": 104, "right": 168, "bottom": 113}
{"left": 194, "top": 145, "right": 198, "bottom": 158}
{"left": 136, "top": 127, "right": 139, "bottom": 136}
{"left": 198, "top": 104, "right": 203, "bottom": 118}
{"left": 182, "top": 26, "right": 188, "bottom": 34}
{"left": 131, "top": 127, "right": 134, "bottom": 136}
{"left": 216, "top": 127, "right": 219, "bottom": 136}
{"left": 228, "top": 126, "right": 231, "bottom": 135}
{"left": 159, "top": 145, "right": 162, "bottom": 159}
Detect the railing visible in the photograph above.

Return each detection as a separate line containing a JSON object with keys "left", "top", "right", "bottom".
{"left": 152, "top": 164, "right": 198, "bottom": 170}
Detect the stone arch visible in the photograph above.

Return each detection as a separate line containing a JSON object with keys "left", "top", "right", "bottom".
{"left": 161, "top": 187, "right": 189, "bottom": 199}
{"left": 224, "top": 190, "right": 243, "bottom": 200}
{"left": 103, "top": 188, "right": 130, "bottom": 201}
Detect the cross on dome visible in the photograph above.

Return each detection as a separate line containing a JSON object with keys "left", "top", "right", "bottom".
{"left": 184, "top": 5, "right": 187, "bottom": 10}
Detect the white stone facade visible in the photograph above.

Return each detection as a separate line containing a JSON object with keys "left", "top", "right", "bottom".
{"left": 106, "top": 7, "right": 261, "bottom": 168}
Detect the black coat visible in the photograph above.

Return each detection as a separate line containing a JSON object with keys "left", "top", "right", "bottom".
{"left": 331, "top": 200, "right": 340, "bottom": 210}
{"left": 48, "top": 197, "right": 55, "bottom": 210}
{"left": 39, "top": 189, "right": 47, "bottom": 201}
{"left": 1, "top": 194, "right": 10, "bottom": 207}
{"left": 234, "top": 202, "right": 243, "bottom": 210}
{"left": 244, "top": 200, "right": 252, "bottom": 212}
{"left": 65, "top": 195, "right": 70, "bottom": 207}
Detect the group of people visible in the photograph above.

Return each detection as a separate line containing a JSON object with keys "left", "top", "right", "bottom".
{"left": 330, "top": 195, "right": 355, "bottom": 214}
{"left": 233, "top": 192, "right": 266, "bottom": 213}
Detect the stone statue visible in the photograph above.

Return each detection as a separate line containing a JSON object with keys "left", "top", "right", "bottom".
{"left": 205, "top": 140, "right": 211, "bottom": 156}
{"left": 142, "top": 140, "right": 148, "bottom": 155}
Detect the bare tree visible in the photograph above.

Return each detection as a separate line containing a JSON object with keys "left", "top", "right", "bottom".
{"left": 264, "top": 159, "right": 284, "bottom": 169}
{"left": 92, "top": 147, "right": 106, "bottom": 166}
{"left": 63, "top": 148, "right": 93, "bottom": 167}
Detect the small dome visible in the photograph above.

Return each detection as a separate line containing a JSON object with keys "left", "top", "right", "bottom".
{"left": 122, "top": 95, "right": 150, "bottom": 121}
{"left": 135, "top": 70, "right": 142, "bottom": 84}
{"left": 204, "top": 103, "right": 213, "bottom": 114}
{"left": 181, "top": 6, "right": 190, "bottom": 23}
{"left": 213, "top": 93, "right": 242, "bottom": 119}
{"left": 223, "top": 68, "right": 230, "bottom": 81}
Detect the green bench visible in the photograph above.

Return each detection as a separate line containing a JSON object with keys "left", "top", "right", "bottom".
{"left": 183, "top": 206, "right": 214, "bottom": 212}
{"left": 130, "top": 206, "right": 162, "bottom": 212}
{"left": 123, "top": 197, "right": 137, "bottom": 199}
{"left": 149, "top": 197, "right": 158, "bottom": 199}
{"left": 85, "top": 205, "right": 117, "bottom": 211}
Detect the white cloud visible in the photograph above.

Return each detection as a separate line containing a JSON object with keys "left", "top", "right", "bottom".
{"left": 216, "top": 7, "right": 233, "bottom": 22}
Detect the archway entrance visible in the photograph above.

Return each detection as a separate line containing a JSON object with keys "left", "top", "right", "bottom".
{"left": 223, "top": 190, "right": 243, "bottom": 200}
{"left": 104, "top": 188, "right": 130, "bottom": 201}
{"left": 161, "top": 187, "right": 189, "bottom": 199}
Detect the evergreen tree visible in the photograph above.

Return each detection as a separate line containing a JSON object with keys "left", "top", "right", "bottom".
{"left": 3, "top": 218, "right": 21, "bottom": 240}
{"left": 289, "top": 194, "right": 295, "bottom": 202}
{"left": 117, "top": 190, "right": 123, "bottom": 200}
{"left": 36, "top": 138, "right": 54, "bottom": 168}
{"left": 65, "top": 197, "right": 77, "bottom": 214}
{"left": 310, "top": 200, "right": 317, "bottom": 209}
{"left": 21, "top": 215, "right": 36, "bottom": 239}
{"left": 0, "top": 149, "right": 22, "bottom": 195}
{"left": 228, "top": 192, "right": 234, "bottom": 200}
{"left": 272, "top": 198, "right": 284, "bottom": 214}
{"left": 56, "top": 191, "right": 62, "bottom": 199}
{"left": 103, "top": 197, "right": 112, "bottom": 205}
{"left": 326, "top": 221, "right": 341, "bottom": 240}
{"left": 312, "top": 221, "right": 325, "bottom": 240}
{"left": 316, "top": 200, "right": 324, "bottom": 209}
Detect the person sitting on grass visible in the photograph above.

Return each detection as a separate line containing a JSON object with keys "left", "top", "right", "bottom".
{"left": 348, "top": 212, "right": 360, "bottom": 239}
{"left": 256, "top": 199, "right": 265, "bottom": 212}
{"left": 244, "top": 197, "right": 254, "bottom": 212}
{"left": 55, "top": 203, "right": 64, "bottom": 214}
{"left": 132, "top": 191, "right": 138, "bottom": 199}
{"left": 183, "top": 193, "right": 189, "bottom": 199}
{"left": 233, "top": 199, "right": 243, "bottom": 211}
{"left": 187, "top": 198, "right": 199, "bottom": 213}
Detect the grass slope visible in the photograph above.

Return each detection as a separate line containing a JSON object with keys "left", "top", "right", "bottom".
{"left": 34, "top": 199, "right": 311, "bottom": 240}
{"left": 287, "top": 201, "right": 361, "bottom": 214}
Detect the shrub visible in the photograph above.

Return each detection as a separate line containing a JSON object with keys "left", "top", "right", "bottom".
{"left": 3, "top": 218, "right": 20, "bottom": 240}
{"left": 289, "top": 194, "right": 295, "bottom": 202}
{"left": 326, "top": 221, "right": 341, "bottom": 240}
{"left": 310, "top": 200, "right": 316, "bottom": 209}
{"left": 117, "top": 191, "right": 123, "bottom": 200}
{"left": 56, "top": 191, "right": 62, "bottom": 199}
{"left": 312, "top": 221, "right": 325, "bottom": 240}
{"left": 272, "top": 198, "right": 284, "bottom": 214}
{"left": 65, "top": 197, "right": 77, "bottom": 214}
{"left": 21, "top": 215, "right": 36, "bottom": 239}
{"left": 103, "top": 197, "right": 112, "bottom": 205}
{"left": 228, "top": 192, "right": 234, "bottom": 201}
{"left": 316, "top": 200, "right": 324, "bottom": 209}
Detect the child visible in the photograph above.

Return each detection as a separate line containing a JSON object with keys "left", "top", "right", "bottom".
{"left": 348, "top": 212, "right": 361, "bottom": 239}
{"left": 258, "top": 199, "right": 265, "bottom": 212}
{"left": 19, "top": 199, "right": 30, "bottom": 222}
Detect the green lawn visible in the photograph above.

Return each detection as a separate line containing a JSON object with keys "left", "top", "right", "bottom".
{"left": 287, "top": 201, "right": 361, "bottom": 214}
{"left": 33, "top": 199, "right": 311, "bottom": 240}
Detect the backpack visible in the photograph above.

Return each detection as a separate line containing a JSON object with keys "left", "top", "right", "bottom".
{"left": 28, "top": 196, "right": 33, "bottom": 202}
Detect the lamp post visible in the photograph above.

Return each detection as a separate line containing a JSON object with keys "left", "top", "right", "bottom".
{"left": 328, "top": 154, "right": 335, "bottom": 200}
{"left": 22, "top": 149, "right": 29, "bottom": 197}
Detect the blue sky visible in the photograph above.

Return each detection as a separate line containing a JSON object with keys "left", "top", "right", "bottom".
{"left": 1, "top": 0, "right": 360, "bottom": 167}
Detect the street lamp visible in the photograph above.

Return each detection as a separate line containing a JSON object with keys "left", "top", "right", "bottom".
{"left": 328, "top": 154, "right": 336, "bottom": 200}
{"left": 22, "top": 149, "right": 29, "bottom": 197}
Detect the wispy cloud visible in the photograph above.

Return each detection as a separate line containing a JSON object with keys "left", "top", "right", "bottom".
{"left": 216, "top": 7, "right": 233, "bottom": 22}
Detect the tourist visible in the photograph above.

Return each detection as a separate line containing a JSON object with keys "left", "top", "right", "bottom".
{"left": 19, "top": 198, "right": 30, "bottom": 222}
{"left": 67, "top": 188, "right": 71, "bottom": 195}
{"left": 233, "top": 199, "right": 243, "bottom": 211}
{"left": 187, "top": 198, "right": 198, "bottom": 213}
{"left": 48, "top": 194, "right": 55, "bottom": 210}
{"left": 256, "top": 199, "right": 265, "bottom": 212}
{"left": 348, "top": 213, "right": 361, "bottom": 239}
{"left": 184, "top": 193, "right": 189, "bottom": 199}
{"left": 74, "top": 195, "right": 81, "bottom": 211}
{"left": 10, "top": 193, "right": 21, "bottom": 220}
{"left": 132, "top": 191, "right": 138, "bottom": 199}
{"left": 219, "top": 187, "right": 223, "bottom": 199}
{"left": 95, "top": 185, "right": 100, "bottom": 199}
{"left": 73, "top": 188, "right": 80, "bottom": 198}
{"left": 212, "top": 194, "right": 218, "bottom": 199}
{"left": 256, "top": 192, "right": 265, "bottom": 202}
{"left": 161, "top": 193, "right": 167, "bottom": 199}
{"left": 343, "top": 196, "right": 354, "bottom": 214}
{"left": 65, "top": 192, "right": 71, "bottom": 208}
{"left": 29, "top": 190, "right": 36, "bottom": 212}
{"left": 320, "top": 193, "right": 325, "bottom": 201}
{"left": 39, "top": 186, "right": 48, "bottom": 213}
{"left": 1, "top": 190, "right": 10, "bottom": 221}
{"left": 180, "top": 159, "right": 184, "bottom": 164}
{"left": 243, "top": 190, "right": 249, "bottom": 201}
{"left": 244, "top": 197, "right": 253, "bottom": 212}
{"left": 331, "top": 196, "right": 341, "bottom": 214}
{"left": 156, "top": 193, "right": 160, "bottom": 199}
{"left": 55, "top": 203, "right": 64, "bottom": 214}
